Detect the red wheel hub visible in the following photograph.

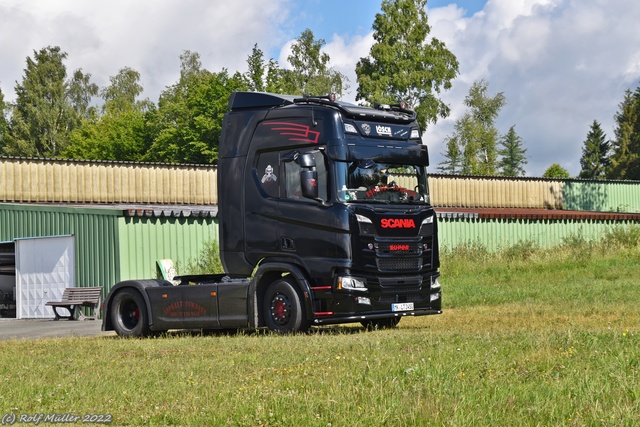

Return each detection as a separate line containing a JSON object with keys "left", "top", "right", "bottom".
{"left": 270, "top": 294, "right": 290, "bottom": 325}
{"left": 274, "top": 299, "right": 286, "bottom": 319}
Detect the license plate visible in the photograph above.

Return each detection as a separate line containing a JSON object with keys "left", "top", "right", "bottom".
{"left": 392, "top": 302, "right": 414, "bottom": 312}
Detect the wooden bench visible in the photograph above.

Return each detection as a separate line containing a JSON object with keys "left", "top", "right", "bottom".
{"left": 45, "top": 287, "right": 103, "bottom": 320}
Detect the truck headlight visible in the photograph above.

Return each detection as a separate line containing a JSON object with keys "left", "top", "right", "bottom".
{"left": 356, "top": 214, "right": 375, "bottom": 236}
{"left": 337, "top": 276, "right": 368, "bottom": 292}
{"left": 355, "top": 296, "right": 371, "bottom": 305}
{"left": 422, "top": 215, "right": 434, "bottom": 225}
{"left": 344, "top": 123, "right": 358, "bottom": 134}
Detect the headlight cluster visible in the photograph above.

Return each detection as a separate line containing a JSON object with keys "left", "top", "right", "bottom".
{"left": 356, "top": 214, "right": 375, "bottom": 236}
{"left": 337, "top": 276, "right": 368, "bottom": 292}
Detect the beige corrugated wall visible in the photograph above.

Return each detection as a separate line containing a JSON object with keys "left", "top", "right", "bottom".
{"left": 429, "top": 175, "right": 564, "bottom": 209}
{"left": 0, "top": 158, "right": 217, "bottom": 205}
{"left": 4, "top": 158, "right": 638, "bottom": 211}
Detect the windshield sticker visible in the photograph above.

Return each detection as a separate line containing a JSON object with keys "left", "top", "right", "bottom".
{"left": 376, "top": 125, "right": 393, "bottom": 137}
{"left": 261, "top": 165, "right": 278, "bottom": 183}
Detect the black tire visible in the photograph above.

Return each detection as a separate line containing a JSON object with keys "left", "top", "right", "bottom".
{"left": 263, "top": 278, "right": 310, "bottom": 333}
{"left": 110, "top": 289, "right": 151, "bottom": 337}
{"left": 361, "top": 317, "right": 401, "bottom": 330}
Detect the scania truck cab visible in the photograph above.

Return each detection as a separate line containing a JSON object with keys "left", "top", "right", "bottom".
{"left": 102, "top": 92, "right": 441, "bottom": 336}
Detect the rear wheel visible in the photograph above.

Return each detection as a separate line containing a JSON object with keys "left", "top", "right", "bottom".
{"left": 361, "top": 317, "right": 401, "bottom": 330}
{"left": 111, "top": 289, "right": 151, "bottom": 337}
{"left": 263, "top": 278, "right": 309, "bottom": 333}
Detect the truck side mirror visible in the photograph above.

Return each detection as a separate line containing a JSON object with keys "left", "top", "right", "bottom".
{"left": 300, "top": 170, "right": 318, "bottom": 199}
{"left": 298, "top": 153, "right": 318, "bottom": 199}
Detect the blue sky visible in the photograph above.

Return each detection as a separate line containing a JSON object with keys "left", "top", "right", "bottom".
{"left": 286, "top": 1, "right": 485, "bottom": 53}
{"left": 1, "top": 0, "right": 639, "bottom": 176}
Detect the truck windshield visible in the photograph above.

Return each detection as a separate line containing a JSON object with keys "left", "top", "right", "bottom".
{"left": 336, "top": 160, "right": 430, "bottom": 204}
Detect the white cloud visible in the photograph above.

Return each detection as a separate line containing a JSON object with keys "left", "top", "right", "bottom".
{"left": 427, "top": 0, "right": 640, "bottom": 176}
{"left": 0, "top": 0, "right": 290, "bottom": 102}
{"left": 323, "top": 33, "right": 373, "bottom": 102}
{"left": 2, "top": 0, "right": 639, "bottom": 178}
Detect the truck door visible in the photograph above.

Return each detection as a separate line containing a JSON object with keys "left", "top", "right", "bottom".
{"left": 277, "top": 149, "right": 338, "bottom": 267}
{"left": 244, "top": 151, "right": 280, "bottom": 265}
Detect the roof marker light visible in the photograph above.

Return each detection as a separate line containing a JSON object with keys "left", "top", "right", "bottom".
{"left": 344, "top": 123, "right": 358, "bottom": 134}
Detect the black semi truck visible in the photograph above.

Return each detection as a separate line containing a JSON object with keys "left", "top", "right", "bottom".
{"left": 102, "top": 92, "right": 442, "bottom": 336}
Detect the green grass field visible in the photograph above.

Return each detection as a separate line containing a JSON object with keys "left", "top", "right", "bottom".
{"left": 1, "top": 228, "right": 639, "bottom": 426}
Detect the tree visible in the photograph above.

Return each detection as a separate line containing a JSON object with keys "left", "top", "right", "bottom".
{"left": 3, "top": 46, "right": 78, "bottom": 157}
{"left": 64, "top": 66, "right": 153, "bottom": 161}
{"left": 578, "top": 120, "right": 610, "bottom": 179}
{"left": 0, "top": 86, "right": 7, "bottom": 151}
{"left": 498, "top": 125, "right": 528, "bottom": 177}
{"left": 246, "top": 44, "right": 266, "bottom": 92}
{"left": 244, "top": 44, "right": 288, "bottom": 94}
{"left": 282, "top": 29, "right": 347, "bottom": 96}
{"left": 542, "top": 163, "right": 570, "bottom": 179}
{"left": 101, "top": 67, "right": 151, "bottom": 114}
{"left": 437, "top": 114, "right": 474, "bottom": 174}
{"left": 437, "top": 136, "right": 463, "bottom": 174}
{"left": 265, "top": 59, "right": 286, "bottom": 93}
{"left": 438, "top": 80, "right": 506, "bottom": 175}
{"left": 64, "top": 108, "right": 152, "bottom": 161}
{"left": 355, "top": 0, "right": 459, "bottom": 132}
{"left": 608, "top": 86, "right": 640, "bottom": 180}
{"left": 144, "top": 51, "right": 248, "bottom": 164}
{"left": 67, "top": 69, "right": 99, "bottom": 123}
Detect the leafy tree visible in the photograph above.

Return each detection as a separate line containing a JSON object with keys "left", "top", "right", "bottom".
{"left": 246, "top": 44, "right": 266, "bottom": 92}
{"left": 282, "top": 29, "right": 347, "bottom": 96}
{"left": 542, "top": 163, "right": 570, "bottom": 179}
{"left": 64, "top": 66, "right": 153, "bottom": 161}
{"left": 578, "top": 120, "right": 610, "bottom": 179}
{"left": 68, "top": 69, "right": 99, "bottom": 123}
{"left": 439, "top": 80, "right": 506, "bottom": 175}
{"left": 3, "top": 46, "right": 78, "bottom": 157}
{"left": 64, "top": 108, "right": 153, "bottom": 161}
{"left": 0, "top": 86, "right": 7, "bottom": 150}
{"left": 608, "top": 86, "right": 640, "bottom": 180}
{"left": 437, "top": 115, "right": 473, "bottom": 174}
{"left": 498, "top": 125, "right": 528, "bottom": 177}
{"left": 265, "top": 59, "right": 286, "bottom": 93}
{"left": 437, "top": 136, "right": 463, "bottom": 174}
{"left": 145, "top": 51, "right": 248, "bottom": 164}
{"left": 244, "top": 44, "right": 288, "bottom": 94}
{"left": 355, "top": 0, "right": 459, "bottom": 132}
{"left": 101, "top": 67, "right": 151, "bottom": 114}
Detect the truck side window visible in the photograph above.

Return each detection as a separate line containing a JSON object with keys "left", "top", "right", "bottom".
{"left": 256, "top": 152, "right": 280, "bottom": 198}
{"left": 283, "top": 151, "right": 327, "bottom": 201}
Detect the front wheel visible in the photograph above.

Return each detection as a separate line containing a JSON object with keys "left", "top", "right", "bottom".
{"left": 110, "top": 289, "right": 151, "bottom": 337}
{"left": 263, "top": 278, "right": 310, "bottom": 333}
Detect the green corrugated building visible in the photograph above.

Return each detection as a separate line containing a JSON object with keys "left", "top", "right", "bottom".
{"left": 0, "top": 203, "right": 217, "bottom": 319}
{"left": 2, "top": 157, "right": 640, "bottom": 319}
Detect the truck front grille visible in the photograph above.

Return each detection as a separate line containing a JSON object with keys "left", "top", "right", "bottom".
{"left": 375, "top": 242, "right": 422, "bottom": 255}
{"left": 378, "top": 294, "right": 426, "bottom": 303}
{"left": 379, "top": 275, "right": 423, "bottom": 287}
{"left": 376, "top": 258, "right": 422, "bottom": 271}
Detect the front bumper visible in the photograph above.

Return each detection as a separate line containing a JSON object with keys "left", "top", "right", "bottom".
{"left": 311, "top": 307, "right": 442, "bottom": 325}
